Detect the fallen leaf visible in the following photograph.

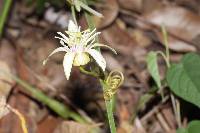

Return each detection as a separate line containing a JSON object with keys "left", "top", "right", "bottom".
{"left": 53, "top": 121, "right": 98, "bottom": 133}
{"left": 142, "top": 0, "right": 165, "bottom": 13}
{"left": 143, "top": 7, "right": 200, "bottom": 52}
{"left": 0, "top": 96, "right": 10, "bottom": 119}
{"left": 100, "top": 22, "right": 138, "bottom": 55}
{"left": 0, "top": 40, "right": 17, "bottom": 74}
{"left": 37, "top": 116, "right": 61, "bottom": 133}
{"left": 0, "top": 61, "right": 14, "bottom": 98}
{"left": 95, "top": 0, "right": 119, "bottom": 29}
{"left": 128, "top": 29, "right": 151, "bottom": 48}
{"left": 118, "top": 0, "right": 143, "bottom": 12}
{"left": 103, "top": 53, "right": 124, "bottom": 72}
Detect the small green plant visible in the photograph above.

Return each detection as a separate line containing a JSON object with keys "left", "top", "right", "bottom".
{"left": 146, "top": 25, "right": 200, "bottom": 132}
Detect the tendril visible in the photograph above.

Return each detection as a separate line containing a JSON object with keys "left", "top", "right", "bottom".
{"left": 104, "top": 70, "right": 124, "bottom": 100}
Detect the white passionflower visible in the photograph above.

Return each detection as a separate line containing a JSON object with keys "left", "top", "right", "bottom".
{"left": 43, "top": 20, "right": 116, "bottom": 80}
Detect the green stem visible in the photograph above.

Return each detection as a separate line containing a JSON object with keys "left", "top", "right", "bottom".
{"left": 78, "top": 0, "right": 103, "bottom": 18}
{"left": 81, "top": 69, "right": 117, "bottom": 133}
{"left": 0, "top": 0, "right": 12, "bottom": 38}
{"left": 71, "top": 5, "right": 78, "bottom": 25}
{"left": 161, "top": 25, "right": 181, "bottom": 127}
{"left": 100, "top": 80, "right": 116, "bottom": 133}
{"left": 156, "top": 51, "right": 170, "bottom": 68}
{"left": 83, "top": 0, "right": 96, "bottom": 31}
{"left": 161, "top": 24, "right": 170, "bottom": 68}
{"left": 79, "top": 66, "right": 98, "bottom": 78}
{"left": 105, "top": 98, "right": 117, "bottom": 133}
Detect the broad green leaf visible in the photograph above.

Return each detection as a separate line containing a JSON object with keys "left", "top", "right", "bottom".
{"left": 188, "top": 120, "right": 200, "bottom": 133}
{"left": 147, "top": 52, "right": 161, "bottom": 88}
{"left": 176, "top": 128, "right": 188, "bottom": 133}
{"left": 176, "top": 120, "right": 200, "bottom": 133}
{"left": 167, "top": 53, "right": 200, "bottom": 107}
{"left": 182, "top": 53, "right": 200, "bottom": 92}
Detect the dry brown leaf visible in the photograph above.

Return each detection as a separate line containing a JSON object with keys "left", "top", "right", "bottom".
{"left": 0, "top": 96, "right": 10, "bottom": 119}
{"left": 103, "top": 53, "right": 124, "bottom": 72}
{"left": 142, "top": 0, "right": 165, "bottom": 13}
{"left": 128, "top": 29, "right": 151, "bottom": 48}
{"left": 0, "top": 40, "right": 17, "bottom": 74}
{"left": 100, "top": 22, "right": 138, "bottom": 55}
{"left": 37, "top": 116, "right": 61, "bottom": 133}
{"left": 0, "top": 61, "right": 14, "bottom": 98}
{"left": 117, "top": 118, "right": 147, "bottom": 133}
{"left": 53, "top": 121, "right": 97, "bottom": 133}
{"left": 118, "top": 0, "right": 143, "bottom": 12}
{"left": 143, "top": 6, "right": 200, "bottom": 52}
{"left": 95, "top": 0, "right": 119, "bottom": 29}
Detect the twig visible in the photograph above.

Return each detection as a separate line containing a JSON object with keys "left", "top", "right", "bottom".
{"left": 156, "top": 111, "right": 171, "bottom": 132}
{"left": 141, "top": 95, "right": 169, "bottom": 122}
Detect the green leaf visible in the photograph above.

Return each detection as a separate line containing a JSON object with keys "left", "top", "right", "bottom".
{"left": 167, "top": 53, "right": 200, "bottom": 107}
{"left": 188, "top": 120, "right": 200, "bottom": 133}
{"left": 182, "top": 53, "right": 200, "bottom": 92}
{"left": 176, "top": 120, "right": 200, "bottom": 133}
{"left": 147, "top": 52, "right": 161, "bottom": 88}
{"left": 176, "top": 128, "right": 188, "bottom": 133}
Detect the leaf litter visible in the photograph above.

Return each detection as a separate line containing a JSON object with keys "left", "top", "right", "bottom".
{"left": 0, "top": 0, "right": 200, "bottom": 132}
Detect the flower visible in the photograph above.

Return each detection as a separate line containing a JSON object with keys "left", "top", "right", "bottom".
{"left": 43, "top": 20, "right": 116, "bottom": 80}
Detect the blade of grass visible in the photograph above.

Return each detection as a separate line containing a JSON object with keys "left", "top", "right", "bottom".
{"left": 0, "top": 0, "right": 12, "bottom": 38}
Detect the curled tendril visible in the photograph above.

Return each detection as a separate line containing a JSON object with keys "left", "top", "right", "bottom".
{"left": 104, "top": 70, "right": 124, "bottom": 100}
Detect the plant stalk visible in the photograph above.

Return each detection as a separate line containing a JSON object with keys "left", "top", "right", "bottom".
{"left": 100, "top": 80, "right": 117, "bottom": 133}
{"left": 161, "top": 25, "right": 181, "bottom": 128}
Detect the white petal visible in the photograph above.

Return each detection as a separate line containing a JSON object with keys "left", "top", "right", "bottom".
{"left": 63, "top": 52, "right": 75, "bottom": 80}
{"left": 60, "top": 40, "right": 70, "bottom": 50}
{"left": 85, "top": 32, "right": 100, "bottom": 44}
{"left": 43, "top": 47, "right": 68, "bottom": 65}
{"left": 88, "top": 43, "right": 117, "bottom": 54}
{"left": 87, "top": 49, "right": 106, "bottom": 71}
{"left": 57, "top": 32, "right": 69, "bottom": 42}
{"left": 55, "top": 36, "right": 68, "bottom": 44}
{"left": 81, "top": 28, "right": 96, "bottom": 43}
{"left": 68, "top": 20, "right": 79, "bottom": 32}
